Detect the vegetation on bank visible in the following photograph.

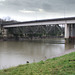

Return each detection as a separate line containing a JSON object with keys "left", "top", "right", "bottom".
{"left": 0, "top": 52, "right": 75, "bottom": 75}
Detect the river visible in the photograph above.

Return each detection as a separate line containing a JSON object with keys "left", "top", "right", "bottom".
{"left": 0, "top": 38, "right": 74, "bottom": 69}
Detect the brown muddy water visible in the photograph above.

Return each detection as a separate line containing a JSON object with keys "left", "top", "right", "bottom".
{"left": 0, "top": 38, "right": 75, "bottom": 69}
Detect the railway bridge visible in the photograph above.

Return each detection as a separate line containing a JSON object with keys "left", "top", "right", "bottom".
{"left": 1, "top": 17, "right": 75, "bottom": 42}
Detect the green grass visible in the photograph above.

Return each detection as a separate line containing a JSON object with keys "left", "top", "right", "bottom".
{"left": 0, "top": 52, "right": 75, "bottom": 75}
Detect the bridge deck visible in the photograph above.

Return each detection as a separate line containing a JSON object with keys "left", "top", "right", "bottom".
{"left": 3, "top": 17, "right": 75, "bottom": 28}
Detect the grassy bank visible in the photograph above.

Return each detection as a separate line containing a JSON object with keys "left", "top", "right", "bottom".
{"left": 0, "top": 52, "right": 75, "bottom": 75}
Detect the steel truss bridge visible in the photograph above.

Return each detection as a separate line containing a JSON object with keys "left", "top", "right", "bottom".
{"left": 2, "top": 24, "right": 63, "bottom": 40}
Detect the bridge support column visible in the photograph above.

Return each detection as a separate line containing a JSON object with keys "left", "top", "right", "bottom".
{"left": 2, "top": 28, "right": 8, "bottom": 40}
{"left": 69, "top": 24, "right": 75, "bottom": 43}
{"left": 65, "top": 24, "right": 70, "bottom": 43}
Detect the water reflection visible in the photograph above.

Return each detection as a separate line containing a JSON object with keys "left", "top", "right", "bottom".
{"left": 65, "top": 43, "right": 75, "bottom": 50}
{"left": 0, "top": 38, "right": 74, "bottom": 69}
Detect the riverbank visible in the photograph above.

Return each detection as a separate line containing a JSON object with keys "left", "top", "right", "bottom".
{"left": 0, "top": 51, "right": 75, "bottom": 75}
{"left": 0, "top": 36, "right": 64, "bottom": 41}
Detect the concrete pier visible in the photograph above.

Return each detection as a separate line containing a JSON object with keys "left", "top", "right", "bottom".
{"left": 65, "top": 24, "right": 70, "bottom": 43}
{"left": 69, "top": 24, "right": 75, "bottom": 43}
{"left": 65, "top": 24, "right": 75, "bottom": 43}
{"left": 2, "top": 28, "right": 8, "bottom": 40}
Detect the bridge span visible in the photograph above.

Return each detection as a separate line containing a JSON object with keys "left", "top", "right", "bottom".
{"left": 2, "top": 17, "right": 75, "bottom": 42}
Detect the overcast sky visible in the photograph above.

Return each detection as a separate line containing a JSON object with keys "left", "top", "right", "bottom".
{"left": 0, "top": 0, "right": 75, "bottom": 21}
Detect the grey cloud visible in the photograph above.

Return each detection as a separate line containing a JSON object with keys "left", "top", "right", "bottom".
{"left": 42, "top": 3, "right": 52, "bottom": 11}
{"left": 64, "top": 0, "right": 75, "bottom": 4}
{"left": 1, "top": 0, "right": 75, "bottom": 13}
{"left": 0, "top": 0, "right": 75, "bottom": 21}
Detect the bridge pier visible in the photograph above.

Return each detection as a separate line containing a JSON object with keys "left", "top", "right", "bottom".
{"left": 65, "top": 23, "right": 75, "bottom": 43}
{"left": 65, "top": 24, "right": 70, "bottom": 43}
{"left": 69, "top": 24, "right": 75, "bottom": 43}
{"left": 2, "top": 28, "right": 8, "bottom": 40}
